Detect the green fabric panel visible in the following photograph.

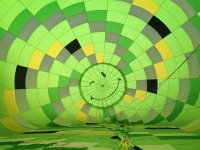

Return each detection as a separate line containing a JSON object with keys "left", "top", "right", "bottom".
{"left": 106, "top": 21, "right": 123, "bottom": 34}
{"left": 71, "top": 70, "right": 81, "bottom": 79}
{"left": 187, "top": 0, "right": 200, "bottom": 12}
{"left": 123, "top": 51, "right": 136, "bottom": 63}
{"left": 35, "top": 2, "right": 60, "bottom": 23}
{"left": 190, "top": 15, "right": 200, "bottom": 32}
{"left": 146, "top": 114, "right": 165, "bottom": 125}
{"left": 87, "top": 10, "right": 107, "bottom": 22}
{"left": 195, "top": 48, "right": 200, "bottom": 63}
{"left": 186, "top": 79, "right": 200, "bottom": 105}
{"left": 103, "top": 108, "right": 110, "bottom": 118}
{"left": 167, "top": 101, "right": 185, "bottom": 122}
{"left": 59, "top": 76, "right": 69, "bottom": 87}
{"left": 0, "top": 28, "right": 6, "bottom": 41}
{"left": 122, "top": 65, "right": 132, "bottom": 75}
{"left": 8, "top": 9, "right": 32, "bottom": 36}
{"left": 118, "top": 36, "right": 133, "bottom": 49}
{"left": 48, "top": 88, "right": 60, "bottom": 102}
{"left": 62, "top": 2, "right": 85, "bottom": 18}
{"left": 42, "top": 104, "right": 58, "bottom": 120}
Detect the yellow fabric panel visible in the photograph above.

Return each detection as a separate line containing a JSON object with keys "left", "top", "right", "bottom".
{"left": 82, "top": 44, "right": 94, "bottom": 56}
{"left": 0, "top": 117, "right": 30, "bottom": 132}
{"left": 133, "top": 0, "right": 159, "bottom": 14}
{"left": 124, "top": 94, "right": 134, "bottom": 104}
{"left": 96, "top": 53, "right": 104, "bottom": 63}
{"left": 76, "top": 99, "right": 86, "bottom": 109}
{"left": 155, "top": 40, "right": 173, "bottom": 60}
{"left": 3, "top": 90, "right": 20, "bottom": 115}
{"left": 154, "top": 62, "right": 167, "bottom": 79}
{"left": 29, "top": 49, "right": 45, "bottom": 70}
{"left": 135, "top": 90, "right": 146, "bottom": 102}
{"left": 76, "top": 111, "right": 87, "bottom": 122}
{"left": 47, "top": 41, "right": 63, "bottom": 58}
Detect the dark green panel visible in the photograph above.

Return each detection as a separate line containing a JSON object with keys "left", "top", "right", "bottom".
{"left": 9, "top": 10, "right": 32, "bottom": 36}
{"left": 106, "top": 21, "right": 123, "bottom": 34}
{"left": 62, "top": 3, "right": 85, "bottom": 18}
{"left": 42, "top": 104, "right": 58, "bottom": 120}
{"left": 87, "top": 10, "right": 107, "bottom": 22}
{"left": 35, "top": 2, "right": 60, "bottom": 23}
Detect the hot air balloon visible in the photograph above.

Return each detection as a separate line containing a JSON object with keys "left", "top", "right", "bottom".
{"left": 0, "top": 0, "right": 200, "bottom": 149}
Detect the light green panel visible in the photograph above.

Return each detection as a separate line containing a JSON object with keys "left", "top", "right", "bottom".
{"left": 69, "top": 87, "right": 80, "bottom": 95}
{"left": 104, "top": 53, "right": 113, "bottom": 63}
{"left": 26, "top": 89, "right": 41, "bottom": 109}
{"left": 167, "top": 79, "right": 179, "bottom": 99}
{"left": 127, "top": 80, "right": 136, "bottom": 89}
{"left": 121, "top": 25, "right": 140, "bottom": 42}
{"left": 48, "top": 74, "right": 59, "bottom": 87}
{"left": 57, "top": 0, "right": 83, "bottom": 9}
{"left": 105, "top": 42, "right": 116, "bottom": 54}
{"left": 31, "top": 107, "right": 51, "bottom": 125}
{"left": 143, "top": 94, "right": 157, "bottom": 108}
{"left": 38, "top": 89, "right": 51, "bottom": 106}
{"left": 110, "top": 55, "right": 120, "bottom": 65}
{"left": 74, "top": 63, "right": 85, "bottom": 73}
{"left": 84, "top": 0, "right": 107, "bottom": 11}
{"left": 80, "top": 57, "right": 91, "bottom": 69}
{"left": 164, "top": 34, "right": 183, "bottom": 56}
{"left": 152, "top": 95, "right": 167, "bottom": 113}
{"left": 163, "top": 59, "right": 179, "bottom": 78}
{"left": 61, "top": 97, "right": 75, "bottom": 110}
{"left": 3, "top": 63, "right": 16, "bottom": 89}
{"left": 37, "top": 71, "right": 49, "bottom": 88}
{"left": 58, "top": 30, "right": 75, "bottom": 46}
{"left": 93, "top": 43, "right": 105, "bottom": 52}
{"left": 18, "top": 0, "right": 33, "bottom": 7}
{"left": 50, "top": 21, "right": 71, "bottom": 39}
{"left": 155, "top": 8, "right": 179, "bottom": 31}
{"left": 108, "top": 0, "right": 131, "bottom": 14}
{"left": 157, "top": 79, "right": 169, "bottom": 97}
{"left": 37, "top": 33, "right": 55, "bottom": 52}
{"left": 78, "top": 33, "right": 92, "bottom": 46}
{"left": 73, "top": 23, "right": 91, "bottom": 37}
{"left": 65, "top": 56, "right": 79, "bottom": 69}
{"left": 91, "top": 32, "right": 105, "bottom": 43}
{"left": 172, "top": 28, "right": 194, "bottom": 53}
{"left": 50, "top": 60, "right": 64, "bottom": 75}
{"left": 133, "top": 69, "right": 147, "bottom": 80}
{"left": 129, "top": 43, "right": 145, "bottom": 57}
{"left": 27, "top": 0, "right": 55, "bottom": 15}
{"left": 7, "top": 38, "right": 26, "bottom": 64}
{"left": 125, "top": 16, "right": 146, "bottom": 33}
{"left": 175, "top": 56, "right": 190, "bottom": 78}
{"left": 28, "top": 25, "right": 49, "bottom": 47}
{"left": 137, "top": 53, "right": 153, "bottom": 68}
{"left": 162, "top": 1, "right": 188, "bottom": 26}
{"left": 107, "top": 10, "right": 128, "bottom": 24}
{"left": 60, "top": 65, "right": 73, "bottom": 77}
{"left": 0, "top": 0, "right": 18, "bottom": 19}
{"left": 135, "top": 34, "right": 153, "bottom": 51}
{"left": 129, "top": 59, "right": 143, "bottom": 71}
{"left": 18, "top": 44, "right": 35, "bottom": 67}
{"left": 0, "top": 1, "right": 24, "bottom": 30}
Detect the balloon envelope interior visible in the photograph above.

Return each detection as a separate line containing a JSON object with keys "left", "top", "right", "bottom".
{"left": 0, "top": 0, "right": 200, "bottom": 132}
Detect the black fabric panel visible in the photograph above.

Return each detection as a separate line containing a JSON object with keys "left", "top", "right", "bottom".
{"left": 148, "top": 16, "right": 171, "bottom": 38}
{"left": 65, "top": 39, "right": 81, "bottom": 54}
{"left": 147, "top": 79, "right": 158, "bottom": 94}
{"left": 15, "top": 65, "right": 28, "bottom": 89}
